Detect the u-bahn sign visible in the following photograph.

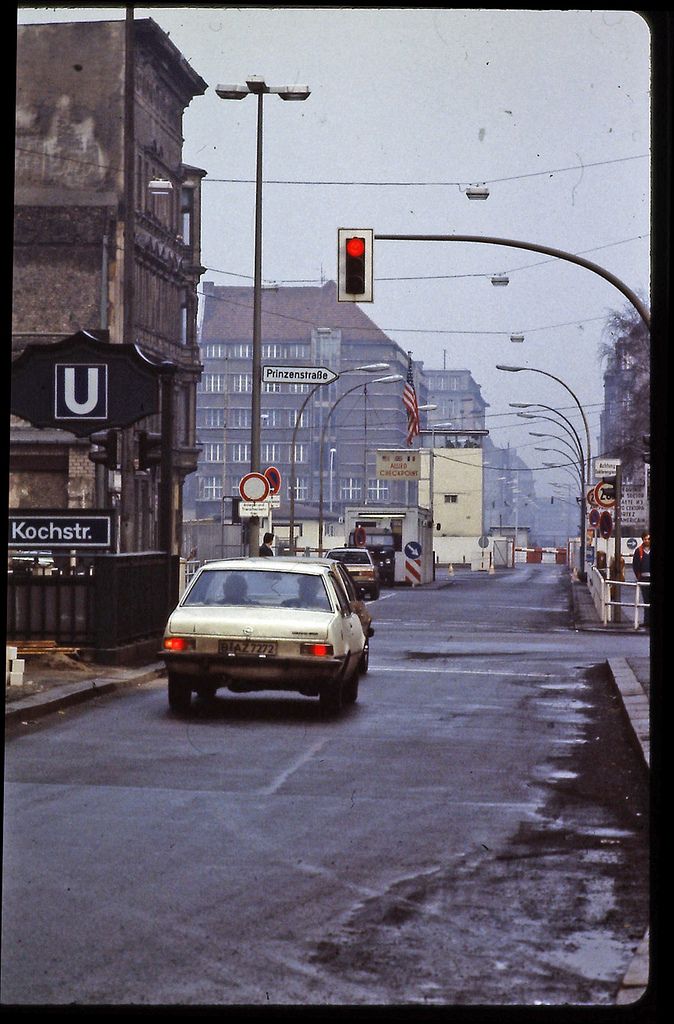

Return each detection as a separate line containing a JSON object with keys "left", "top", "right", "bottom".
{"left": 10, "top": 330, "right": 164, "bottom": 437}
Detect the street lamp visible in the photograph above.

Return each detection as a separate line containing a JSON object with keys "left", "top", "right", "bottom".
{"left": 288, "top": 362, "right": 390, "bottom": 555}
{"left": 534, "top": 446, "right": 584, "bottom": 486}
{"left": 329, "top": 448, "right": 337, "bottom": 512}
{"left": 216, "top": 76, "right": 310, "bottom": 555}
{"left": 511, "top": 405, "right": 588, "bottom": 566}
{"left": 318, "top": 374, "right": 403, "bottom": 553}
{"left": 498, "top": 363, "right": 592, "bottom": 577}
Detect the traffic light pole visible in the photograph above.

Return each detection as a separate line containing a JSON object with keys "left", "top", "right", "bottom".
{"left": 374, "top": 234, "right": 650, "bottom": 328}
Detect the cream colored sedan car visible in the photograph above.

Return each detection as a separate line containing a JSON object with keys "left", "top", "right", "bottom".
{"left": 161, "top": 558, "right": 368, "bottom": 715}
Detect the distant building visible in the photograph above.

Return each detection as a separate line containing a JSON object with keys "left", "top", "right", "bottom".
{"left": 187, "top": 280, "right": 429, "bottom": 539}
{"left": 11, "top": 17, "right": 207, "bottom": 554}
{"left": 421, "top": 368, "right": 488, "bottom": 429}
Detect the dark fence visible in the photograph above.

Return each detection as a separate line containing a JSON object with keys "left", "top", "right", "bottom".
{"left": 6, "top": 552, "right": 180, "bottom": 658}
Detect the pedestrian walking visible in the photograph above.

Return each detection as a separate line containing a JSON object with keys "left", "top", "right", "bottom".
{"left": 632, "top": 531, "right": 651, "bottom": 626}
{"left": 259, "top": 532, "right": 275, "bottom": 557}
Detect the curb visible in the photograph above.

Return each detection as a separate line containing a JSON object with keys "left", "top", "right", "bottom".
{"left": 607, "top": 657, "right": 650, "bottom": 768}
{"left": 4, "top": 664, "right": 165, "bottom": 724}
{"left": 607, "top": 657, "right": 650, "bottom": 1007}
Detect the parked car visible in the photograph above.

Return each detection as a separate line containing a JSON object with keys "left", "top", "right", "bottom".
{"left": 324, "top": 547, "right": 381, "bottom": 600}
{"left": 161, "top": 557, "right": 367, "bottom": 715}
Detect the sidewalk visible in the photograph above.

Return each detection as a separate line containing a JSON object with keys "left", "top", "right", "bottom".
{"left": 4, "top": 650, "right": 165, "bottom": 724}
{"left": 570, "top": 574, "right": 651, "bottom": 1006}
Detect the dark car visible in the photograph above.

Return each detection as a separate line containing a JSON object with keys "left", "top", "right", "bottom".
{"left": 367, "top": 544, "right": 396, "bottom": 586}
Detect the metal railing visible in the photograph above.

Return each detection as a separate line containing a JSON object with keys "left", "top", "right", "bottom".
{"left": 588, "top": 566, "right": 650, "bottom": 629}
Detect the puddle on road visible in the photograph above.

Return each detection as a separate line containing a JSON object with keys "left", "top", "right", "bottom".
{"left": 549, "top": 931, "right": 632, "bottom": 982}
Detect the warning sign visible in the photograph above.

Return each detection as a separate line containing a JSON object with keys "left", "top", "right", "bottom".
{"left": 620, "top": 485, "right": 648, "bottom": 526}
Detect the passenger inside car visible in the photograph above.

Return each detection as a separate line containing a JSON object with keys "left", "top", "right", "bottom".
{"left": 282, "top": 575, "right": 330, "bottom": 611}
{"left": 221, "top": 573, "right": 250, "bottom": 605}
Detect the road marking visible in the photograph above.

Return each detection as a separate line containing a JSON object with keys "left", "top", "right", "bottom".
{"left": 372, "top": 665, "right": 556, "bottom": 678}
{"left": 260, "top": 738, "right": 328, "bottom": 796}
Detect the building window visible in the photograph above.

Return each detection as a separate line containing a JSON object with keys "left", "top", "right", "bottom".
{"left": 232, "top": 443, "right": 250, "bottom": 463}
{"left": 180, "top": 288, "right": 188, "bottom": 345}
{"left": 289, "top": 382, "right": 310, "bottom": 394}
{"left": 203, "top": 443, "right": 224, "bottom": 462}
{"left": 263, "top": 381, "right": 281, "bottom": 393}
{"left": 444, "top": 494, "right": 458, "bottom": 503}
{"left": 262, "top": 410, "right": 281, "bottom": 427}
{"left": 200, "top": 373, "right": 225, "bottom": 393}
{"left": 340, "top": 477, "right": 362, "bottom": 501}
{"left": 229, "top": 408, "right": 250, "bottom": 428}
{"left": 262, "top": 443, "right": 282, "bottom": 462}
{"left": 203, "top": 343, "right": 228, "bottom": 359}
{"left": 290, "top": 477, "right": 308, "bottom": 500}
{"left": 293, "top": 443, "right": 307, "bottom": 463}
{"left": 233, "top": 374, "right": 252, "bottom": 393}
{"left": 198, "top": 408, "right": 225, "bottom": 428}
{"left": 288, "top": 409, "right": 306, "bottom": 428}
{"left": 199, "top": 476, "right": 222, "bottom": 500}
{"left": 231, "top": 343, "right": 251, "bottom": 358}
{"left": 367, "top": 479, "right": 390, "bottom": 501}
{"left": 180, "top": 185, "right": 194, "bottom": 246}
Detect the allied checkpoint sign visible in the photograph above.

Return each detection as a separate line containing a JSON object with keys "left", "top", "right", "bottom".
{"left": 376, "top": 449, "right": 421, "bottom": 480}
{"left": 10, "top": 330, "right": 163, "bottom": 437}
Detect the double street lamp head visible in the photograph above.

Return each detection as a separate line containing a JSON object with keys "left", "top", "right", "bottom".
{"left": 216, "top": 78, "right": 311, "bottom": 101}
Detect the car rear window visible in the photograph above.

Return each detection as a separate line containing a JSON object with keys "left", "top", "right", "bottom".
{"left": 328, "top": 550, "right": 371, "bottom": 565}
{"left": 183, "top": 569, "right": 332, "bottom": 611}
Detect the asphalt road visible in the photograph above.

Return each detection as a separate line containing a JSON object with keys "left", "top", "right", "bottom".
{"left": 2, "top": 564, "right": 649, "bottom": 1007}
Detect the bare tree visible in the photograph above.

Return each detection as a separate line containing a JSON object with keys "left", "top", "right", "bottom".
{"left": 599, "top": 300, "right": 650, "bottom": 478}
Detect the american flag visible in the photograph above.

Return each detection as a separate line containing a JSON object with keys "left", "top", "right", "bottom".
{"left": 402, "top": 354, "right": 420, "bottom": 446}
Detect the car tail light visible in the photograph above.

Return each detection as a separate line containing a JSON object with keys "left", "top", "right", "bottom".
{"left": 163, "top": 636, "right": 194, "bottom": 652}
{"left": 300, "top": 642, "right": 334, "bottom": 657}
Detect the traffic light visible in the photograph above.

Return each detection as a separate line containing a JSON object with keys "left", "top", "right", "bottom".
{"left": 88, "top": 429, "right": 119, "bottom": 469}
{"left": 137, "top": 430, "right": 162, "bottom": 471}
{"left": 337, "top": 228, "right": 373, "bottom": 301}
{"left": 345, "top": 236, "right": 366, "bottom": 293}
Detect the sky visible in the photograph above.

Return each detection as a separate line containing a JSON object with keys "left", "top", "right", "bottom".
{"left": 15, "top": 6, "right": 654, "bottom": 497}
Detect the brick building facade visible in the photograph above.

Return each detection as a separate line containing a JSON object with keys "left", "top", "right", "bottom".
{"left": 11, "top": 17, "right": 207, "bottom": 556}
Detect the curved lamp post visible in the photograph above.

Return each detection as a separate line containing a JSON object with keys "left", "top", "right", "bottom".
{"left": 510, "top": 403, "right": 585, "bottom": 464}
{"left": 216, "top": 76, "right": 310, "bottom": 554}
{"left": 317, "top": 374, "right": 403, "bottom": 553}
{"left": 287, "top": 363, "right": 390, "bottom": 554}
{"left": 498, "top": 363, "right": 592, "bottom": 576}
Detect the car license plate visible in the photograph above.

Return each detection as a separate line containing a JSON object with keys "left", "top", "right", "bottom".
{"left": 219, "top": 639, "right": 277, "bottom": 656}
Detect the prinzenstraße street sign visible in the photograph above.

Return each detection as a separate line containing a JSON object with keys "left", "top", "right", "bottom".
{"left": 262, "top": 365, "right": 338, "bottom": 385}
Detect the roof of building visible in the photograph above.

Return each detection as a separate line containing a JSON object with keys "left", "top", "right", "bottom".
{"left": 200, "top": 280, "right": 395, "bottom": 345}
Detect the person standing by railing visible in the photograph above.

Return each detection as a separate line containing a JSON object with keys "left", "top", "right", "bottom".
{"left": 632, "top": 531, "right": 651, "bottom": 627}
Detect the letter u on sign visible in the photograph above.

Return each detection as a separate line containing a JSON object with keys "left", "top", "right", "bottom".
{"left": 55, "top": 364, "right": 108, "bottom": 420}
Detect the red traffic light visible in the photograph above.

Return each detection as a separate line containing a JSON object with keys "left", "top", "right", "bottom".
{"left": 344, "top": 235, "right": 366, "bottom": 294}
{"left": 338, "top": 228, "right": 373, "bottom": 302}
{"left": 345, "top": 236, "right": 365, "bottom": 259}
